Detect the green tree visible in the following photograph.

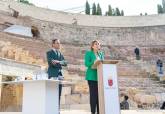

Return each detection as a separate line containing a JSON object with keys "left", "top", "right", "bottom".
{"left": 105, "top": 11, "right": 108, "bottom": 16}
{"left": 112, "top": 9, "right": 116, "bottom": 16}
{"left": 107, "top": 5, "right": 112, "bottom": 16}
{"left": 18, "top": 0, "right": 34, "bottom": 5}
{"left": 121, "top": 10, "right": 124, "bottom": 16}
{"left": 145, "top": 12, "right": 148, "bottom": 15}
{"left": 162, "top": 0, "right": 165, "bottom": 12}
{"left": 85, "top": 1, "right": 90, "bottom": 15}
{"left": 92, "top": 3, "right": 96, "bottom": 15}
{"left": 115, "top": 8, "right": 121, "bottom": 16}
{"left": 96, "top": 3, "right": 102, "bottom": 15}
{"left": 157, "top": 4, "right": 163, "bottom": 14}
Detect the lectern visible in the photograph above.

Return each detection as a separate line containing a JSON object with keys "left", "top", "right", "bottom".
{"left": 22, "top": 80, "right": 59, "bottom": 114}
{"left": 1, "top": 80, "right": 60, "bottom": 114}
{"left": 92, "top": 60, "right": 121, "bottom": 114}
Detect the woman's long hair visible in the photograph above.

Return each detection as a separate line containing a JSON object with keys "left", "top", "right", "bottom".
{"left": 90, "top": 40, "right": 99, "bottom": 51}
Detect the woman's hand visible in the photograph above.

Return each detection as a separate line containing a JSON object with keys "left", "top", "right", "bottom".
{"left": 94, "top": 60, "right": 98, "bottom": 64}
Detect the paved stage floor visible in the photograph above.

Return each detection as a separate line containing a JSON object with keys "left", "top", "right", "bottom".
{"left": 61, "top": 110, "right": 165, "bottom": 114}
{"left": 0, "top": 110, "right": 164, "bottom": 114}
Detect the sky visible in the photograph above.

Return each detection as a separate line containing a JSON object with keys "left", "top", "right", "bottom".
{"left": 28, "top": 0, "right": 162, "bottom": 16}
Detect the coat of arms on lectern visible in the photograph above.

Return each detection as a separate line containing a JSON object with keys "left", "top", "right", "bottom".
{"left": 108, "top": 76, "right": 113, "bottom": 87}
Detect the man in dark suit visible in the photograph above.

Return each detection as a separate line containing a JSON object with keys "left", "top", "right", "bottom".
{"left": 46, "top": 39, "right": 67, "bottom": 106}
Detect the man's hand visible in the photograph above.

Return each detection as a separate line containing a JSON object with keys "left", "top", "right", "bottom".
{"left": 51, "top": 60, "right": 60, "bottom": 65}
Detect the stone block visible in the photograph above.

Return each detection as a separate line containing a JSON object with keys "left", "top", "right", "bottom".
{"left": 80, "top": 94, "right": 89, "bottom": 104}
{"left": 62, "top": 86, "right": 71, "bottom": 96}
{"left": 1, "top": 47, "right": 8, "bottom": 57}
{"left": 60, "top": 104, "right": 70, "bottom": 109}
{"left": 69, "top": 104, "right": 90, "bottom": 110}
{"left": 60, "top": 95, "right": 66, "bottom": 105}
{"left": 72, "top": 81, "right": 88, "bottom": 94}
{"left": 7, "top": 50, "right": 15, "bottom": 59}
{"left": 14, "top": 52, "right": 21, "bottom": 61}
{"left": 65, "top": 94, "right": 81, "bottom": 104}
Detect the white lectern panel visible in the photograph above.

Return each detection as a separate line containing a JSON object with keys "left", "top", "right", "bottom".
{"left": 22, "top": 80, "right": 59, "bottom": 114}
{"left": 103, "top": 64, "right": 120, "bottom": 114}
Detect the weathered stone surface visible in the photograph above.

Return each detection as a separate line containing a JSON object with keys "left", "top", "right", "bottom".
{"left": 1, "top": 0, "right": 165, "bottom": 28}
{"left": 65, "top": 94, "right": 81, "bottom": 104}
{"left": 72, "top": 81, "right": 88, "bottom": 94}
{"left": 69, "top": 104, "right": 90, "bottom": 110}
{"left": 0, "top": 1, "right": 165, "bottom": 109}
{"left": 62, "top": 86, "right": 71, "bottom": 96}
{"left": 60, "top": 96, "right": 66, "bottom": 105}
{"left": 0, "top": 40, "right": 46, "bottom": 66}
{"left": 0, "top": 57, "right": 41, "bottom": 77}
{"left": 80, "top": 94, "right": 89, "bottom": 104}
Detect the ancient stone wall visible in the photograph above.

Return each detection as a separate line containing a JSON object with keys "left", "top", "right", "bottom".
{"left": 0, "top": 0, "right": 165, "bottom": 109}
{"left": 1, "top": 11, "right": 165, "bottom": 48}
{"left": 1, "top": 0, "right": 165, "bottom": 27}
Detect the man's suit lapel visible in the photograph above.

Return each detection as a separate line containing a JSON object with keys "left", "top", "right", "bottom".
{"left": 51, "top": 49, "right": 61, "bottom": 59}
{"left": 51, "top": 49, "right": 58, "bottom": 59}
{"left": 56, "top": 50, "right": 61, "bottom": 59}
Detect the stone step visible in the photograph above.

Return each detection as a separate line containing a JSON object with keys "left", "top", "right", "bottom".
{"left": 61, "top": 104, "right": 90, "bottom": 111}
